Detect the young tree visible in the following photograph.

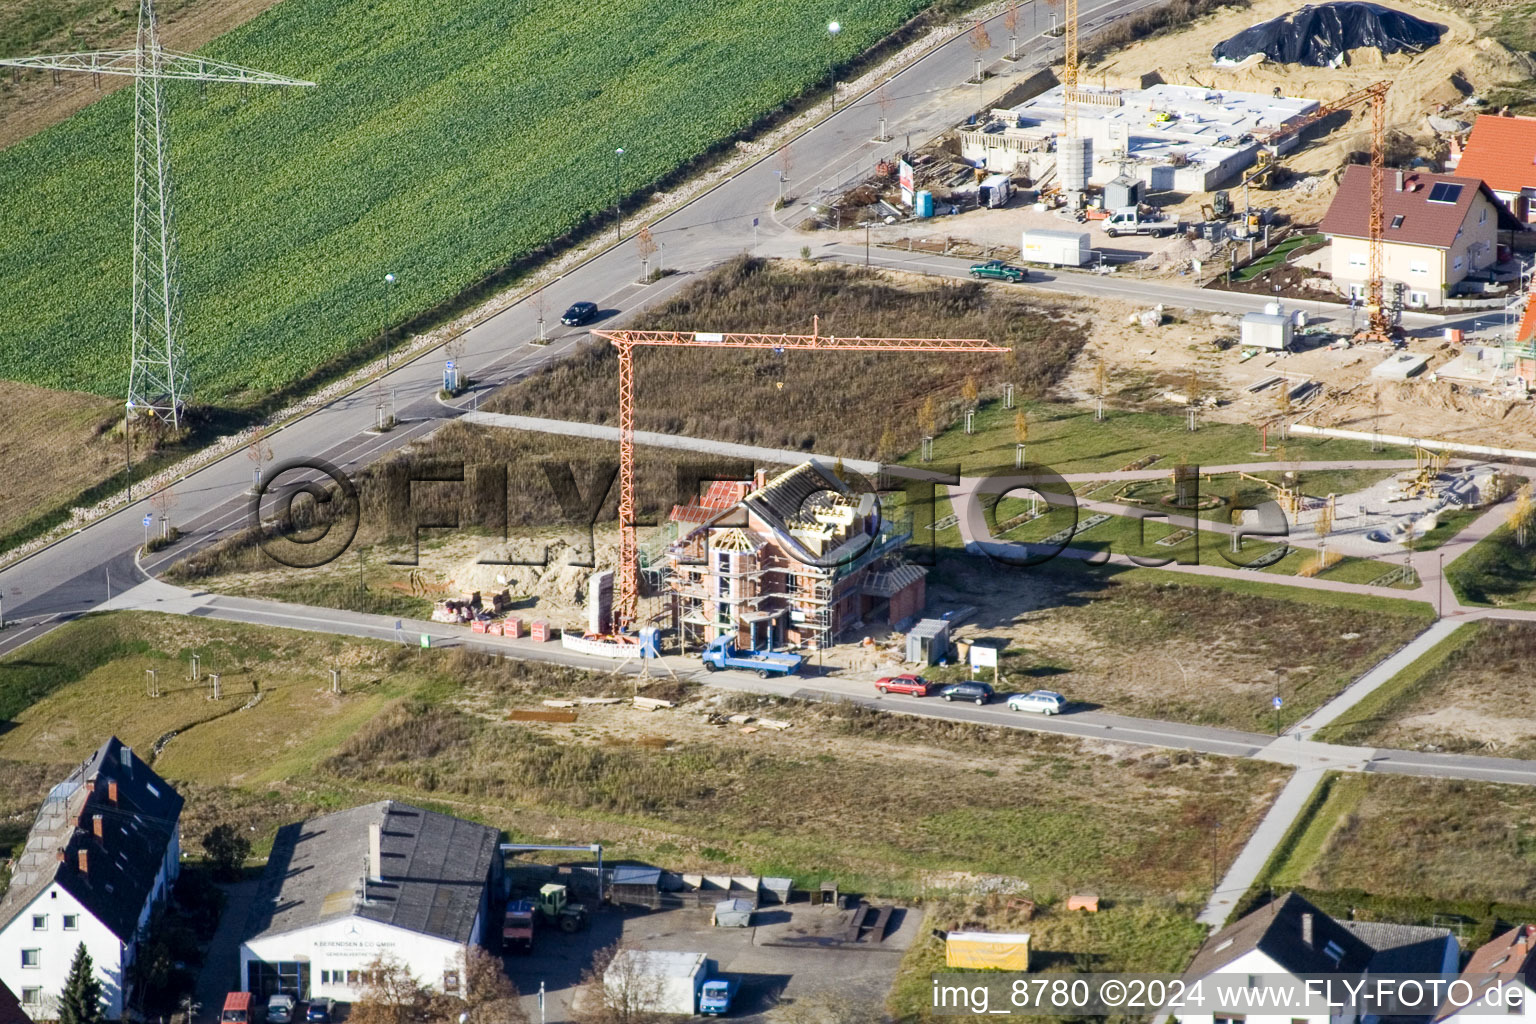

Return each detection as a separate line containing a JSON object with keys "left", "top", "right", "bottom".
{"left": 1014, "top": 410, "right": 1029, "bottom": 445}
{"left": 875, "top": 86, "right": 893, "bottom": 142}
{"left": 635, "top": 226, "right": 659, "bottom": 282}
{"left": 1003, "top": 1, "right": 1020, "bottom": 59}
{"left": 969, "top": 22, "right": 992, "bottom": 86}
{"left": 59, "top": 944, "right": 104, "bottom": 1024}
{"left": 962, "top": 375, "right": 980, "bottom": 407}
{"left": 202, "top": 823, "right": 251, "bottom": 881}
{"left": 1510, "top": 483, "right": 1534, "bottom": 548}
{"left": 877, "top": 425, "right": 898, "bottom": 462}
{"left": 919, "top": 395, "right": 937, "bottom": 437}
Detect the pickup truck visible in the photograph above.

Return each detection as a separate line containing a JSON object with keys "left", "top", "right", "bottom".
{"left": 700, "top": 637, "right": 803, "bottom": 678}
{"left": 700, "top": 978, "right": 738, "bottom": 1016}
{"left": 969, "top": 259, "right": 1027, "bottom": 283}
{"left": 875, "top": 674, "right": 933, "bottom": 696}
{"left": 1102, "top": 207, "right": 1177, "bottom": 238}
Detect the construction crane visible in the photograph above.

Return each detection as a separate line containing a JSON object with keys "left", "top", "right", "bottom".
{"left": 591, "top": 318, "right": 1010, "bottom": 627}
{"left": 1264, "top": 81, "right": 1392, "bottom": 342}
{"left": 0, "top": 0, "right": 314, "bottom": 427}
{"left": 1062, "top": 0, "right": 1079, "bottom": 140}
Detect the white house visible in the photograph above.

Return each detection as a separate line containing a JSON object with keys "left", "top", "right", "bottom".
{"left": 1181, "top": 893, "right": 1457, "bottom": 1024}
{"left": 1433, "top": 924, "right": 1536, "bottom": 1024}
{"left": 0, "top": 738, "right": 183, "bottom": 1021}
{"left": 239, "top": 801, "right": 501, "bottom": 1003}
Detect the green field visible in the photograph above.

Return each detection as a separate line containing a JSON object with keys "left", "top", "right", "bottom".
{"left": 0, "top": 0, "right": 925, "bottom": 403}
{"left": 1446, "top": 524, "right": 1536, "bottom": 609}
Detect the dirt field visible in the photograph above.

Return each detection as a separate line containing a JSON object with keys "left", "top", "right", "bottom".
{"left": 1082, "top": 0, "right": 1536, "bottom": 224}
{"left": 0, "top": 380, "right": 136, "bottom": 543}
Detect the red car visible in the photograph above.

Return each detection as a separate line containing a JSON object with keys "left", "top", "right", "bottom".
{"left": 876, "top": 674, "right": 933, "bottom": 696}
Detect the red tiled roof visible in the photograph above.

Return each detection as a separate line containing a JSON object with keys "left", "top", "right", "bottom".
{"left": 1319, "top": 165, "right": 1519, "bottom": 248}
{"left": 1435, "top": 924, "right": 1536, "bottom": 1021}
{"left": 1518, "top": 293, "right": 1536, "bottom": 345}
{"left": 1456, "top": 114, "right": 1536, "bottom": 194}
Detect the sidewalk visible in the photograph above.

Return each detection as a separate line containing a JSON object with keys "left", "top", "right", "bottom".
{"left": 1197, "top": 767, "right": 1324, "bottom": 929}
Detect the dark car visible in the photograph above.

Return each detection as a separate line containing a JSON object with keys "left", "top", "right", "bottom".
{"left": 306, "top": 1000, "right": 332, "bottom": 1024}
{"left": 969, "top": 259, "right": 1027, "bottom": 283}
{"left": 560, "top": 301, "right": 598, "bottom": 326}
{"left": 939, "top": 680, "right": 995, "bottom": 705}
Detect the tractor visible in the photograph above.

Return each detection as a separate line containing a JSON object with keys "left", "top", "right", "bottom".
{"left": 537, "top": 883, "right": 590, "bottom": 933}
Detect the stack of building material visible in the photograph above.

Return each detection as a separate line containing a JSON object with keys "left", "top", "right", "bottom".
{"left": 503, "top": 617, "right": 524, "bottom": 639}
{"left": 530, "top": 621, "right": 554, "bottom": 642}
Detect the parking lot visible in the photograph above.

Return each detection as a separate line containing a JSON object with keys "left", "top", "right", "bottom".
{"left": 506, "top": 899, "right": 918, "bottom": 1023}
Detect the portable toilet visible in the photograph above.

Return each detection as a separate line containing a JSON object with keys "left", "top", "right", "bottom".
{"left": 915, "top": 190, "right": 935, "bottom": 218}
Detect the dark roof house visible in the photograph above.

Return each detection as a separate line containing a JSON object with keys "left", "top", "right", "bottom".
{"left": 0, "top": 980, "right": 27, "bottom": 1024}
{"left": 1320, "top": 166, "right": 1521, "bottom": 247}
{"left": 1187, "top": 892, "right": 1376, "bottom": 979}
{"left": 1341, "top": 919, "right": 1457, "bottom": 974}
{"left": 0, "top": 737, "right": 182, "bottom": 942}
{"left": 244, "top": 801, "right": 499, "bottom": 945}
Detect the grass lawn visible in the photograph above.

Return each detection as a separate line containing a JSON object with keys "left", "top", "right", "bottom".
{"left": 1446, "top": 524, "right": 1536, "bottom": 609}
{"left": 903, "top": 401, "right": 1412, "bottom": 478}
{"left": 1316, "top": 620, "right": 1536, "bottom": 759}
{"left": 1241, "top": 772, "right": 1536, "bottom": 944}
{"left": 1234, "top": 233, "right": 1324, "bottom": 283}
{"left": 0, "top": 611, "right": 1287, "bottom": 977}
{"left": 0, "top": 2, "right": 931, "bottom": 402}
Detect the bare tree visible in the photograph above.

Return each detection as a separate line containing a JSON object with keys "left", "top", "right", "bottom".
{"left": 149, "top": 485, "right": 179, "bottom": 541}
{"left": 1004, "top": 0, "right": 1020, "bottom": 59}
{"left": 875, "top": 86, "right": 893, "bottom": 142}
{"left": 635, "top": 226, "right": 659, "bottom": 282}
{"left": 246, "top": 428, "right": 273, "bottom": 493}
{"left": 349, "top": 955, "right": 424, "bottom": 1024}
{"left": 969, "top": 21, "right": 992, "bottom": 85}
{"left": 775, "top": 145, "right": 795, "bottom": 206}
{"left": 532, "top": 288, "right": 551, "bottom": 344}
{"left": 571, "top": 944, "right": 664, "bottom": 1024}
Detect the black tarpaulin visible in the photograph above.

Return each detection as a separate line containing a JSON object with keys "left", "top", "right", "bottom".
{"left": 1211, "top": 2, "right": 1443, "bottom": 66}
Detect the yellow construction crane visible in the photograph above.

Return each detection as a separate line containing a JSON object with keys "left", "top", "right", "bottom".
{"left": 1062, "top": 0, "right": 1078, "bottom": 139}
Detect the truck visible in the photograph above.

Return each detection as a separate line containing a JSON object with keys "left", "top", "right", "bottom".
{"left": 700, "top": 977, "right": 738, "bottom": 1016}
{"left": 1019, "top": 228, "right": 1091, "bottom": 268}
{"left": 502, "top": 898, "right": 535, "bottom": 951}
{"left": 699, "top": 636, "right": 803, "bottom": 678}
{"left": 1102, "top": 206, "right": 1177, "bottom": 238}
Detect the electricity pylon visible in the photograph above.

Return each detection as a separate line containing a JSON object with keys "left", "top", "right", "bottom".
{"left": 0, "top": 0, "right": 314, "bottom": 427}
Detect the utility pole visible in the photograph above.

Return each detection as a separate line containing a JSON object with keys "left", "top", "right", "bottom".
{"left": 0, "top": 0, "right": 313, "bottom": 428}
{"left": 382, "top": 273, "right": 397, "bottom": 367}
{"left": 613, "top": 147, "right": 626, "bottom": 241}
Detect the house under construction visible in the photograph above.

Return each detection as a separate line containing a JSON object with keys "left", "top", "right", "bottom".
{"left": 658, "top": 462, "right": 926, "bottom": 650}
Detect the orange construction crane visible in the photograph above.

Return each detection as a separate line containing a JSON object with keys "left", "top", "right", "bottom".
{"left": 591, "top": 317, "right": 1009, "bottom": 627}
{"left": 1264, "top": 81, "right": 1392, "bottom": 341}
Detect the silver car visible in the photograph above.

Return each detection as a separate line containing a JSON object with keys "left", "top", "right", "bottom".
{"left": 266, "top": 995, "right": 297, "bottom": 1024}
{"left": 1006, "top": 689, "right": 1065, "bottom": 715}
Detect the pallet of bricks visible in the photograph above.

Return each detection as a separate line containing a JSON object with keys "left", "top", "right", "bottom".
{"left": 530, "top": 620, "right": 555, "bottom": 642}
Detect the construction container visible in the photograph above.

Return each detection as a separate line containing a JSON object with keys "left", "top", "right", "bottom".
{"left": 1020, "top": 229, "right": 1090, "bottom": 267}
{"left": 1240, "top": 312, "right": 1293, "bottom": 351}
{"left": 1104, "top": 174, "right": 1141, "bottom": 210}
{"left": 915, "top": 190, "right": 934, "bottom": 218}
{"left": 530, "top": 620, "right": 554, "bottom": 642}
{"left": 604, "top": 951, "right": 711, "bottom": 1015}
{"left": 761, "top": 877, "right": 793, "bottom": 904}
{"left": 945, "top": 931, "right": 1031, "bottom": 970}
{"left": 713, "top": 899, "right": 753, "bottom": 928}
{"left": 504, "top": 617, "right": 524, "bottom": 639}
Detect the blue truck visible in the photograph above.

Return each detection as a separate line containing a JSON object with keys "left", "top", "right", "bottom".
{"left": 699, "top": 637, "right": 803, "bottom": 678}
{"left": 700, "top": 977, "right": 738, "bottom": 1016}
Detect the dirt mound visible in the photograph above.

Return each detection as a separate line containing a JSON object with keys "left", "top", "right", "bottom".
{"left": 1212, "top": 2, "right": 1444, "bottom": 67}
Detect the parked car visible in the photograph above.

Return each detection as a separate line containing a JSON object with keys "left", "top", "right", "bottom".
{"left": 939, "top": 681, "right": 995, "bottom": 705}
{"left": 267, "top": 995, "right": 297, "bottom": 1024}
{"left": 875, "top": 673, "right": 932, "bottom": 696}
{"left": 969, "top": 259, "right": 1027, "bottom": 283}
{"left": 306, "top": 999, "right": 333, "bottom": 1024}
{"left": 1006, "top": 689, "right": 1065, "bottom": 715}
{"left": 560, "top": 301, "right": 598, "bottom": 325}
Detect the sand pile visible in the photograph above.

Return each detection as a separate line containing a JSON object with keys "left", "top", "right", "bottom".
{"left": 443, "top": 528, "right": 625, "bottom": 626}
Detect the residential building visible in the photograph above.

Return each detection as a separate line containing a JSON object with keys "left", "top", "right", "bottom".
{"left": 0, "top": 738, "right": 183, "bottom": 1021}
{"left": 1512, "top": 292, "right": 1536, "bottom": 388}
{"left": 239, "top": 801, "right": 501, "bottom": 1003}
{"left": 1320, "top": 166, "right": 1521, "bottom": 308}
{"left": 1182, "top": 892, "right": 1457, "bottom": 1024}
{"left": 658, "top": 462, "right": 926, "bottom": 650}
{"left": 0, "top": 980, "right": 27, "bottom": 1024}
{"left": 1433, "top": 924, "right": 1536, "bottom": 1024}
{"left": 1452, "top": 114, "right": 1536, "bottom": 227}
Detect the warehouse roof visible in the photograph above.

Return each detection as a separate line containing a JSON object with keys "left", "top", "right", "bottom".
{"left": 244, "top": 801, "right": 498, "bottom": 944}
{"left": 1455, "top": 115, "right": 1536, "bottom": 194}
{"left": 0, "top": 737, "right": 182, "bottom": 942}
{"left": 1320, "top": 166, "right": 1519, "bottom": 247}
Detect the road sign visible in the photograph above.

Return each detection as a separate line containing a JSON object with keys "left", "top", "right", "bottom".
{"left": 752, "top": 217, "right": 759, "bottom": 227}
{"left": 142, "top": 514, "right": 152, "bottom": 526}
{"left": 420, "top": 634, "right": 431, "bottom": 648}
{"left": 899, "top": 159, "right": 915, "bottom": 206}
{"left": 445, "top": 360, "right": 455, "bottom": 369}
{"left": 1272, "top": 696, "right": 1283, "bottom": 709}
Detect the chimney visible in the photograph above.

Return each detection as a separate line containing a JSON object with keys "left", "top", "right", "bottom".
{"left": 92, "top": 814, "right": 104, "bottom": 839}
{"left": 368, "top": 822, "right": 382, "bottom": 882}
{"left": 107, "top": 780, "right": 118, "bottom": 804}
{"left": 1301, "top": 912, "right": 1314, "bottom": 948}
{"left": 77, "top": 849, "right": 88, "bottom": 874}
{"left": 1395, "top": 169, "right": 1404, "bottom": 192}
{"left": 56, "top": 850, "right": 65, "bottom": 863}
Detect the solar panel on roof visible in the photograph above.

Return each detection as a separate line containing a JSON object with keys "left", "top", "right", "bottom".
{"left": 1427, "top": 182, "right": 1463, "bottom": 204}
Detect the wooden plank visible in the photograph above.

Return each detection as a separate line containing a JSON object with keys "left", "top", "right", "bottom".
{"left": 864, "top": 904, "right": 893, "bottom": 942}
{"left": 843, "top": 905, "right": 870, "bottom": 942}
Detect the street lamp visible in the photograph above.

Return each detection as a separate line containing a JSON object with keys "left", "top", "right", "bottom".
{"left": 613, "top": 147, "right": 625, "bottom": 242}
{"left": 382, "top": 272, "right": 397, "bottom": 368}
{"left": 827, "top": 21, "right": 841, "bottom": 110}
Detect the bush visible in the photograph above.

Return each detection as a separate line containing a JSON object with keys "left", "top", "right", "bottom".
{"left": 201, "top": 823, "right": 252, "bottom": 882}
